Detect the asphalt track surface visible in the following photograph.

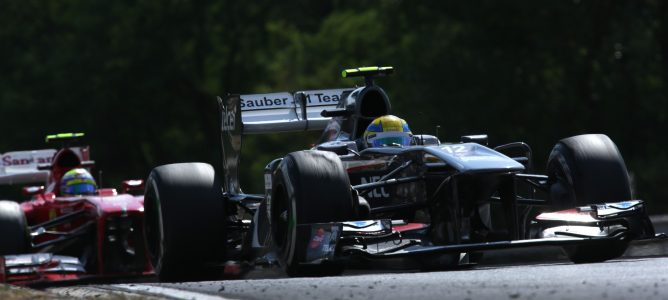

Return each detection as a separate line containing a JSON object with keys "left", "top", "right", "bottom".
{"left": 47, "top": 254, "right": 667, "bottom": 300}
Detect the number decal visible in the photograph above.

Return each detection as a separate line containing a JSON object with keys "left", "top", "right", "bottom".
{"left": 441, "top": 145, "right": 467, "bottom": 154}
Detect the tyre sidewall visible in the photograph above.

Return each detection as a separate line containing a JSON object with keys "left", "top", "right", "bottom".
{"left": 143, "top": 163, "right": 225, "bottom": 281}
{"left": 270, "top": 150, "right": 354, "bottom": 276}
{"left": 547, "top": 134, "right": 631, "bottom": 207}
{"left": 0, "top": 200, "right": 29, "bottom": 255}
{"left": 272, "top": 166, "right": 299, "bottom": 267}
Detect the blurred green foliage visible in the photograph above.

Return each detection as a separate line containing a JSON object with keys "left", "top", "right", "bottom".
{"left": 1, "top": 1, "right": 667, "bottom": 211}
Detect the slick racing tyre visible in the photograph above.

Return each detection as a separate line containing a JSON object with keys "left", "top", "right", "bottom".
{"left": 144, "top": 163, "right": 226, "bottom": 282}
{"left": 0, "top": 200, "right": 29, "bottom": 255}
{"left": 546, "top": 134, "right": 631, "bottom": 263}
{"left": 271, "top": 150, "right": 357, "bottom": 277}
{"left": 547, "top": 134, "right": 632, "bottom": 208}
{"left": 563, "top": 239, "right": 628, "bottom": 264}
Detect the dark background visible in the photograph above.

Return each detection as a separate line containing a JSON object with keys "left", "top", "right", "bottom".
{"left": 1, "top": 1, "right": 667, "bottom": 212}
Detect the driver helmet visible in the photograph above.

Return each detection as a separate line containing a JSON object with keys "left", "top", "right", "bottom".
{"left": 363, "top": 115, "right": 413, "bottom": 147}
{"left": 60, "top": 168, "right": 97, "bottom": 196}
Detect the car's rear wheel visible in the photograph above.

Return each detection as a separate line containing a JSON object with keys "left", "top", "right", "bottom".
{"left": 144, "top": 163, "right": 226, "bottom": 282}
{"left": 0, "top": 200, "right": 29, "bottom": 255}
{"left": 546, "top": 134, "right": 631, "bottom": 263}
{"left": 271, "top": 150, "right": 356, "bottom": 277}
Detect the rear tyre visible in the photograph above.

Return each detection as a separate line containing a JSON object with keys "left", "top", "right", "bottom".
{"left": 271, "top": 150, "right": 356, "bottom": 277}
{"left": 0, "top": 201, "right": 29, "bottom": 255}
{"left": 144, "top": 163, "right": 226, "bottom": 282}
{"left": 546, "top": 134, "right": 631, "bottom": 263}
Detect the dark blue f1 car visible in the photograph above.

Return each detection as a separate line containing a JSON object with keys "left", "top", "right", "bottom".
{"left": 143, "top": 66, "right": 659, "bottom": 281}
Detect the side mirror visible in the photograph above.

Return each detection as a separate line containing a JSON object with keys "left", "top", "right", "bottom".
{"left": 316, "top": 141, "right": 358, "bottom": 155}
{"left": 22, "top": 186, "right": 45, "bottom": 197}
{"left": 320, "top": 108, "right": 350, "bottom": 118}
{"left": 414, "top": 135, "right": 441, "bottom": 146}
{"left": 98, "top": 188, "right": 118, "bottom": 197}
{"left": 122, "top": 179, "right": 145, "bottom": 195}
{"left": 461, "top": 134, "right": 488, "bottom": 146}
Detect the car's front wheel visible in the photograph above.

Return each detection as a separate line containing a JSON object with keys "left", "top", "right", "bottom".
{"left": 271, "top": 150, "right": 357, "bottom": 276}
{"left": 546, "top": 134, "right": 631, "bottom": 263}
{"left": 0, "top": 200, "right": 29, "bottom": 255}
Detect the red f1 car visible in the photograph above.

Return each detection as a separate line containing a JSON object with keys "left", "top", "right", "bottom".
{"left": 0, "top": 133, "right": 151, "bottom": 286}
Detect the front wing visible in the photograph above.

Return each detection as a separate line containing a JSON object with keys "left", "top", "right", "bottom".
{"left": 0, "top": 254, "right": 85, "bottom": 286}
{"left": 295, "top": 200, "right": 660, "bottom": 265}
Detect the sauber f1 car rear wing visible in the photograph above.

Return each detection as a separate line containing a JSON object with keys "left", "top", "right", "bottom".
{"left": 217, "top": 67, "right": 393, "bottom": 195}
{"left": 217, "top": 88, "right": 352, "bottom": 194}
{"left": 220, "top": 89, "right": 352, "bottom": 134}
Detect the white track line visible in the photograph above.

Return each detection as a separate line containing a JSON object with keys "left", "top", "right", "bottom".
{"left": 109, "top": 284, "right": 236, "bottom": 300}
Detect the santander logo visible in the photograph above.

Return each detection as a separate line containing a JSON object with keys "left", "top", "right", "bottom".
{"left": 2, "top": 155, "right": 53, "bottom": 167}
{"left": 1, "top": 150, "right": 56, "bottom": 168}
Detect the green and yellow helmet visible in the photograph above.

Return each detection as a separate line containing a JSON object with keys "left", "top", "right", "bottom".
{"left": 363, "top": 115, "right": 413, "bottom": 147}
{"left": 60, "top": 168, "right": 97, "bottom": 196}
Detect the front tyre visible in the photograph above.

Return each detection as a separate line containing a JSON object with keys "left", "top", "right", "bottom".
{"left": 144, "top": 163, "right": 226, "bottom": 282}
{"left": 546, "top": 134, "right": 631, "bottom": 263}
{"left": 271, "top": 150, "right": 357, "bottom": 277}
{"left": 0, "top": 200, "right": 29, "bottom": 255}
{"left": 547, "top": 134, "right": 632, "bottom": 208}
{"left": 563, "top": 239, "right": 628, "bottom": 264}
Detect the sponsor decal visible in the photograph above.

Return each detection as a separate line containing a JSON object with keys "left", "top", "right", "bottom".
{"left": 609, "top": 200, "right": 640, "bottom": 210}
{"left": 360, "top": 176, "right": 390, "bottom": 198}
{"left": 351, "top": 221, "right": 375, "bottom": 228}
{"left": 240, "top": 94, "right": 291, "bottom": 110}
{"left": 2, "top": 155, "right": 53, "bottom": 167}
{"left": 305, "top": 225, "right": 339, "bottom": 263}
{"left": 300, "top": 92, "right": 342, "bottom": 105}
{"left": 309, "top": 228, "right": 326, "bottom": 249}
{"left": 221, "top": 104, "right": 236, "bottom": 131}
{"left": 240, "top": 90, "right": 347, "bottom": 111}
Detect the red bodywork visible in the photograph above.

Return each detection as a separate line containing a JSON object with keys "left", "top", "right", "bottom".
{"left": 0, "top": 145, "right": 152, "bottom": 286}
